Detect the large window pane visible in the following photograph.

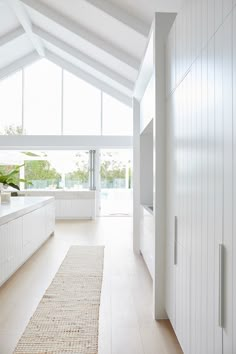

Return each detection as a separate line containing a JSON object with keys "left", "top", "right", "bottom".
{"left": 102, "top": 94, "right": 132, "bottom": 136}
{"left": 24, "top": 151, "right": 89, "bottom": 190}
{"left": 63, "top": 71, "right": 101, "bottom": 135}
{"left": 100, "top": 149, "right": 133, "bottom": 216}
{"left": 25, "top": 160, "right": 62, "bottom": 189}
{"left": 65, "top": 151, "right": 89, "bottom": 189}
{"left": 24, "top": 59, "right": 62, "bottom": 135}
{"left": 0, "top": 71, "right": 22, "bottom": 135}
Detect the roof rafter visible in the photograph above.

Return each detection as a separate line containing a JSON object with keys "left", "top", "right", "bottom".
{"left": 45, "top": 50, "right": 132, "bottom": 107}
{"left": 0, "top": 51, "right": 39, "bottom": 80}
{"left": 20, "top": 0, "right": 140, "bottom": 70}
{"left": 3, "top": 0, "right": 45, "bottom": 56}
{"left": 85, "top": 0, "right": 149, "bottom": 37}
{"left": 33, "top": 26, "right": 134, "bottom": 93}
{"left": 0, "top": 27, "right": 25, "bottom": 47}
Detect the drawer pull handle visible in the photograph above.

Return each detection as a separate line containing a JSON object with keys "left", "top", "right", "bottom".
{"left": 174, "top": 216, "right": 178, "bottom": 265}
{"left": 218, "top": 244, "right": 224, "bottom": 328}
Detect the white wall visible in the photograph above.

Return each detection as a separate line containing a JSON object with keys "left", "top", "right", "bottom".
{"left": 134, "top": 13, "right": 176, "bottom": 320}
{"left": 166, "top": 1, "right": 236, "bottom": 353}
{"left": 133, "top": 98, "right": 140, "bottom": 253}
{"left": 140, "top": 125, "right": 153, "bottom": 206}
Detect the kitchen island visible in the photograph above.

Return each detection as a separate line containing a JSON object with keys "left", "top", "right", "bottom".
{"left": 0, "top": 197, "right": 55, "bottom": 286}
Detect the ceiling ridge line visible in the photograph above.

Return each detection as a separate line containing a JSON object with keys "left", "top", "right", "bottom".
{"left": 85, "top": 0, "right": 149, "bottom": 37}
{"left": 0, "top": 26, "right": 25, "bottom": 47}
{"left": 0, "top": 51, "right": 40, "bottom": 80}
{"left": 32, "top": 25, "right": 135, "bottom": 91}
{"left": 20, "top": 0, "right": 140, "bottom": 70}
{"left": 45, "top": 49, "right": 132, "bottom": 107}
{"left": 3, "top": 0, "right": 45, "bottom": 56}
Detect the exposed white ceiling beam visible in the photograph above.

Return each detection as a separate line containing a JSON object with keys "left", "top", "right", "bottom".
{"left": 20, "top": 0, "right": 140, "bottom": 70}
{"left": 33, "top": 26, "right": 134, "bottom": 93}
{"left": 0, "top": 51, "right": 39, "bottom": 80}
{"left": 0, "top": 27, "right": 25, "bottom": 47}
{"left": 85, "top": 0, "right": 149, "bottom": 37}
{"left": 3, "top": 0, "right": 45, "bottom": 56}
{"left": 45, "top": 50, "right": 132, "bottom": 107}
{"left": 0, "top": 135, "right": 133, "bottom": 150}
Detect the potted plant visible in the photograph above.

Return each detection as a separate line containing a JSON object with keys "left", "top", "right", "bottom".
{"left": 0, "top": 165, "right": 32, "bottom": 203}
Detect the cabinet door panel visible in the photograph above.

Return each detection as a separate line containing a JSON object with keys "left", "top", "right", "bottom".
{"left": 223, "top": 0, "right": 233, "bottom": 19}
{"left": 207, "top": 37, "right": 217, "bottom": 354}
{"left": 189, "top": 59, "right": 197, "bottom": 354}
{"left": 175, "top": 243, "right": 183, "bottom": 347}
{"left": 199, "top": 47, "right": 208, "bottom": 354}
{"left": 0, "top": 218, "right": 23, "bottom": 284}
{"left": 232, "top": 7, "right": 236, "bottom": 353}
{"left": 214, "top": 21, "right": 224, "bottom": 354}
{"left": 175, "top": 243, "right": 190, "bottom": 353}
{"left": 215, "top": 0, "right": 223, "bottom": 32}
{"left": 222, "top": 13, "right": 233, "bottom": 354}
{"left": 165, "top": 241, "right": 175, "bottom": 327}
{"left": 193, "top": 55, "right": 202, "bottom": 354}
{"left": 8, "top": 217, "right": 23, "bottom": 272}
{"left": 0, "top": 224, "right": 10, "bottom": 284}
{"left": 0, "top": 224, "right": 9, "bottom": 265}
{"left": 45, "top": 202, "right": 55, "bottom": 236}
{"left": 23, "top": 207, "right": 46, "bottom": 258}
{"left": 23, "top": 212, "right": 33, "bottom": 246}
{"left": 208, "top": 0, "right": 215, "bottom": 40}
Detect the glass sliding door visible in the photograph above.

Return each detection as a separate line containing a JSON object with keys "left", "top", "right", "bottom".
{"left": 99, "top": 149, "right": 133, "bottom": 216}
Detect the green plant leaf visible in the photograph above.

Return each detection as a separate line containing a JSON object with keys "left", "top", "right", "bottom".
{"left": 21, "top": 152, "right": 40, "bottom": 157}
{"left": 8, "top": 183, "right": 20, "bottom": 190}
{"left": 19, "top": 179, "right": 33, "bottom": 185}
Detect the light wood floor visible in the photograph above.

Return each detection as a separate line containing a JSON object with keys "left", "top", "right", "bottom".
{"left": 0, "top": 217, "right": 183, "bottom": 354}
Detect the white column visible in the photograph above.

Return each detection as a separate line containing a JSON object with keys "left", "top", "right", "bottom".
{"left": 95, "top": 149, "right": 101, "bottom": 217}
{"left": 153, "top": 13, "right": 176, "bottom": 320}
{"left": 133, "top": 98, "right": 140, "bottom": 254}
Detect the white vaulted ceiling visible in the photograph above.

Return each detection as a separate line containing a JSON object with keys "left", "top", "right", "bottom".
{"left": 0, "top": 0, "right": 183, "bottom": 105}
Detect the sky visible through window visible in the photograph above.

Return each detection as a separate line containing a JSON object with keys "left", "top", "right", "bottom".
{"left": 0, "top": 70, "right": 22, "bottom": 134}
{"left": 63, "top": 71, "right": 101, "bottom": 135}
{"left": 24, "top": 60, "right": 62, "bottom": 135}
{"left": 0, "top": 59, "right": 132, "bottom": 136}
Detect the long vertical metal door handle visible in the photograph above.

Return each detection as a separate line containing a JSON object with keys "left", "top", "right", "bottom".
{"left": 218, "top": 243, "right": 224, "bottom": 328}
{"left": 174, "top": 216, "right": 178, "bottom": 265}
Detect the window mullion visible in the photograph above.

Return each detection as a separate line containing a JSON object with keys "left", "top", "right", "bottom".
{"left": 61, "top": 69, "right": 64, "bottom": 135}
{"left": 22, "top": 68, "right": 24, "bottom": 133}
{"left": 89, "top": 150, "right": 96, "bottom": 190}
{"left": 101, "top": 91, "right": 103, "bottom": 135}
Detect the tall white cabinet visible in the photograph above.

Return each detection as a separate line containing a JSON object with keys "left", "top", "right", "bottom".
{"left": 165, "top": 1, "right": 236, "bottom": 353}
{"left": 134, "top": 1, "right": 236, "bottom": 353}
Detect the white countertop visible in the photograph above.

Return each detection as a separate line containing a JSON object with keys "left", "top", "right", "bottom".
{"left": 0, "top": 197, "right": 54, "bottom": 226}
{"left": 20, "top": 189, "right": 94, "bottom": 193}
{"left": 19, "top": 190, "right": 96, "bottom": 200}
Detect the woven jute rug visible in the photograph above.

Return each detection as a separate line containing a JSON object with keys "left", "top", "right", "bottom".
{"left": 14, "top": 245, "right": 104, "bottom": 354}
